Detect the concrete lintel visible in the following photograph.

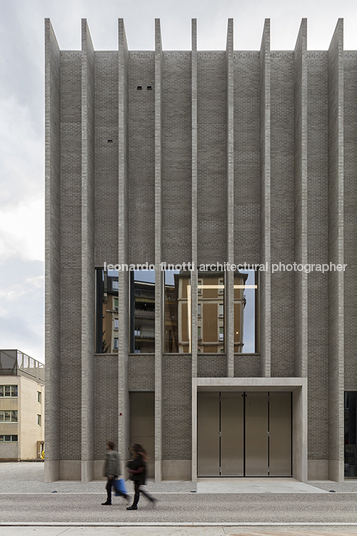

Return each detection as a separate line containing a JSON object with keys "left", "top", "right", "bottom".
{"left": 194, "top": 377, "right": 305, "bottom": 391}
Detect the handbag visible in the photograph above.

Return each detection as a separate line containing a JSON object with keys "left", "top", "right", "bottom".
{"left": 114, "top": 478, "right": 127, "bottom": 495}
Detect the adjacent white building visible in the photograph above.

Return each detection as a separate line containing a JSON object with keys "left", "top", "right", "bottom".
{"left": 0, "top": 350, "right": 45, "bottom": 461}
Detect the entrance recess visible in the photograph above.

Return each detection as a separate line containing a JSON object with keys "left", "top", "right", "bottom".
{"left": 197, "top": 391, "right": 292, "bottom": 477}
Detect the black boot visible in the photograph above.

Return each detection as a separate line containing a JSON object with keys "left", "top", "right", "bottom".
{"left": 101, "top": 500, "right": 111, "bottom": 505}
{"left": 126, "top": 505, "right": 138, "bottom": 510}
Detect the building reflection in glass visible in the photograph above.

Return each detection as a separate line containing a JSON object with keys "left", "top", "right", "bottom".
{"left": 164, "top": 270, "right": 191, "bottom": 353}
{"left": 234, "top": 270, "right": 258, "bottom": 354}
{"left": 130, "top": 270, "right": 155, "bottom": 353}
{"left": 345, "top": 392, "right": 357, "bottom": 477}
{"left": 197, "top": 271, "right": 225, "bottom": 354}
{"left": 96, "top": 269, "right": 119, "bottom": 353}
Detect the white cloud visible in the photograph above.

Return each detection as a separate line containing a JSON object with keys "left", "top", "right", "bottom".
{"left": 1, "top": 0, "right": 357, "bottom": 359}
{"left": 0, "top": 196, "right": 44, "bottom": 263}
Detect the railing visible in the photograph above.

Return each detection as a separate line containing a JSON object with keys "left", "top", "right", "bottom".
{"left": 0, "top": 350, "right": 44, "bottom": 382}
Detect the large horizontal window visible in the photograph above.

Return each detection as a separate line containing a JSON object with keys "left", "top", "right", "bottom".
{"left": 164, "top": 269, "right": 191, "bottom": 353}
{"left": 130, "top": 270, "right": 155, "bottom": 353}
{"left": 96, "top": 269, "right": 119, "bottom": 353}
{"left": 0, "top": 385, "right": 18, "bottom": 397}
{"left": 0, "top": 410, "right": 18, "bottom": 423}
{"left": 0, "top": 435, "right": 18, "bottom": 442}
{"left": 234, "top": 269, "right": 259, "bottom": 353}
{"left": 197, "top": 271, "right": 225, "bottom": 354}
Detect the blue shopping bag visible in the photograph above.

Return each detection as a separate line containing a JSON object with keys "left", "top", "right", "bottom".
{"left": 114, "top": 478, "right": 127, "bottom": 495}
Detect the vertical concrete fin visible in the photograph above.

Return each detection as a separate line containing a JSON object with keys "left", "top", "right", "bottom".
{"left": 294, "top": 19, "right": 308, "bottom": 378}
{"left": 328, "top": 18, "right": 344, "bottom": 482}
{"left": 44, "top": 18, "right": 61, "bottom": 483}
{"left": 118, "top": 17, "right": 130, "bottom": 473}
{"left": 226, "top": 18, "right": 234, "bottom": 377}
{"left": 81, "top": 18, "right": 95, "bottom": 483}
{"left": 191, "top": 18, "right": 198, "bottom": 378}
{"left": 260, "top": 19, "right": 271, "bottom": 377}
{"left": 154, "top": 18, "right": 163, "bottom": 482}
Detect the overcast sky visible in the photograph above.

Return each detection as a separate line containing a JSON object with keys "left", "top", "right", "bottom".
{"left": 1, "top": 0, "right": 357, "bottom": 362}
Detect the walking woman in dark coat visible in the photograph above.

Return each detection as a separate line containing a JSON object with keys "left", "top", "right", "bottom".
{"left": 126, "top": 443, "right": 156, "bottom": 510}
{"left": 102, "top": 441, "right": 129, "bottom": 505}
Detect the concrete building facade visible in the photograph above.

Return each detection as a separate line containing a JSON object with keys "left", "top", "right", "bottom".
{"left": 45, "top": 18, "right": 357, "bottom": 483}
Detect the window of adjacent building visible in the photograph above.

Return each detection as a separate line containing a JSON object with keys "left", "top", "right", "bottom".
{"left": 113, "top": 338, "right": 119, "bottom": 350}
{"left": 197, "top": 271, "right": 225, "bottom": 353}
{"left": 234, "top": 269, "right": 259, "bottom": 354}
{"left": 37, "top": 391, "right": 41, "bottom": 404}
{"left": 164, "top": 269, "right": 191, "bottom": 353}
{"left": 130, "top": 270, "right": 155, "bottom": 354}
{"left": 345, "top": 392, "right": 357, "bottom": 478}
{"left": 0, "top": 435, "right": 18, "bottom": 442}
{"left": 0, "top": 385, "right": 18, "bottom": 397}
{"left": 0, "top": 410, "right": 18, "bottom": 423}
{"left": 37, "top": 414, "right": 41, "bottom": 426}
{"left": 96, "top": 269, "right": 119, "bottom": 353}
{"left": 114, "top": 318, "right": 119, "bottom": 331}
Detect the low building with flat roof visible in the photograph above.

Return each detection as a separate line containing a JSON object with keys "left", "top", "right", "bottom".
{"left": 0, "top": 350, "right": 45, "bottom": 461}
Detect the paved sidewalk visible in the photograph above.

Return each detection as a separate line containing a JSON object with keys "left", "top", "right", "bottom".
{"left": 2, "top": 463, "right": 357, "bottom": 535}
{"left": 2, "top": 462, "right": 357, "bottom": 494}
{"left": 0, "top": 528, "right": 357, "bottom": 536}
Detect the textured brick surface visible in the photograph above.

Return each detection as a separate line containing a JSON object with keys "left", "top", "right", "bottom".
{"left": 162, "top": 355, "right": 191, "bottom": 460}
{"left": 307, "top": 51, "right": 329, "bottom": 462}
{"left": 197, "top": 52, "right": 227, "bottom": 264}
{"left": 128, "top": 52, "right": 155, "bottom": 264}
{"left": 270, "top": 52, "right": 295, "bottom": 377}
{"left": 343, "top": 52, "right": 357, "bottom": 390}
{"left": 198, "top": 355, "right": 227, "bottom": 377}
{"left": 59, "top": 51, "right": 82, "bottom": 461}
{"left": 234, "top": 52, "right": 260, "bottom": 262}
{"left": 93, "top": 356, "right": 118, "bottom": 459}
{"left": 162, "top": 52, "right": 192, "bottom": 263}
{"left": 46, "top": 18, "right": 356, "bottom": 483}
{"left": 94, "top": 52, "right": 119, "bottom": 266}
{"left": 128, "top": 355, "right": 155, "bottom": 391}
{"left": 234, "top": 355, "right": 261, "bottom": 377}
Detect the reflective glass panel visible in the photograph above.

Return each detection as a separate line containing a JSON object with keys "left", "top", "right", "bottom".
{"left": 345, "top": 392, "right": 357, "bottom": 477}
{"left": 234, "top": 270, "right": 258, "bottom": 354}
{"left": 96, "top": 269, "right": 119, "bottom": 353}
{"left": 164, "top": 270, "right": 191, "bottom": 353}
{"left": 197, "top": 271, "right": 224, "bottom": 353}
{"left": 130, "top": 270, "right": 155, "bottom": 353}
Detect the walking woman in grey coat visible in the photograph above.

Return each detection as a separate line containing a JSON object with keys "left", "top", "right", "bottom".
{"left": 102, "top": 441, "right": 129, "bottom": 505}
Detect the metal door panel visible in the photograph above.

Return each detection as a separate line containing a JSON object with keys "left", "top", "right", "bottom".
{"left": 269, "top": 392, "right": 292, "bottom": 476}
{"left": 130, "top": 392, "right": 155, "bottom": 478}
{"left": 221, "top": 392, "right": 244, "bottom": 476}
{"left": 197, "top": 392, "right": 220, "bottom": 476}
{"left": 245, "top": 392, "right": 269, "bottom": 476}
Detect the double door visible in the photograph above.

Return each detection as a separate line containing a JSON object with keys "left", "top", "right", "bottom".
{"left": 197, "top": 391, "right": 292, "bottom": 477}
